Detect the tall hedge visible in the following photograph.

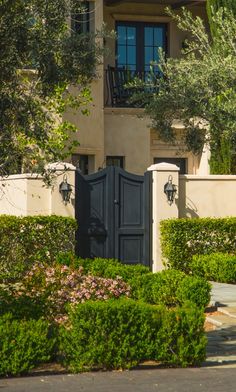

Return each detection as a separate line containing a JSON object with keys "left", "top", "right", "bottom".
{"left": 160, "top": 217, "right": 236, "bottom": 272}
{"left": 0, "top": 215, "right": 77, "bottom": 282}
{"left": 191, "top": 253, "right": 236, "bottom": 283}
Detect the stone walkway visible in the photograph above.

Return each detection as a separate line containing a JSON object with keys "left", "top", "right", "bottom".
{"left": 204, "top": 282, "right": 236, "bottom": 368}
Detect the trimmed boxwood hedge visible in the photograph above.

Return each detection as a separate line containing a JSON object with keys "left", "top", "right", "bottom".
{"left": 160, "top": 217, "right": 236, "bottom": 272}
{"left": 59, "top": 299, "right": 207, "bottom": 371}
{"left": 135, "top": 270, "right": 211, "bottom": 308}
{"left": 0, "top": 215, "right": 77, "bottom": 282}
{"left": 0, "top": 313, "right": 55, "bottom": 376}
{"left": 191, "top": 253, "right": 236, "bottom": 283}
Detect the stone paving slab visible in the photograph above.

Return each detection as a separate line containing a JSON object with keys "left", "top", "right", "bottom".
{"left": 210, "top": 282, "right": 236, "bottom": 307}
{"left": 206, "top": 314, "right": 236, "bottom": 327}
{"left": 205, "top": 283, "right": 236, "bottom": 366}
{"left": 218, "top": 306, "right": 236, "bottom": 318}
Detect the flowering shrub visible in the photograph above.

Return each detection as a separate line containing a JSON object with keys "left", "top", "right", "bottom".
{"left": 8, "top": 263, "right": 131, "bottom": 324}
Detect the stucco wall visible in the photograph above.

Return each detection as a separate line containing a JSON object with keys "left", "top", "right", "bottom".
{"left": 63, "top": 0, "right": 105, "bottom": 171}
{"left": 179, "top": 175, "right": 236, "bottom": 218}
{"left": 0, "top": 169, "right": 75, "bottom": 218}
{"left": 0, "top": 175, "right": 50, "bottom": 216}
{"left": 64, "top": 1, "right": 208, "bottom": 175}
{"left": 104, "top": 107, "right": 150, "bottom": 173}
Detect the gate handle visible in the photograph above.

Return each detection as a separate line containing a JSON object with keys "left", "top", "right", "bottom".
{"left": 114, "top": 199, "right": 119, "bottom": 205}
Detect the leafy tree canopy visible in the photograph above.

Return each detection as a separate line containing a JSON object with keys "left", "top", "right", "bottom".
{"left": 207, "top": 0, "right": 236, "bottom": 37}
{"left": 0, "top": 0, "right": 100, "bottom": 176}
{"left": 133, "top": 7, "right": 236, "bottom": 174}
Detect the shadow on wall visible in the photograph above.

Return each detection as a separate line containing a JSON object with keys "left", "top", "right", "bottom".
{"left": 178, "top": 180, "right": 199, "bottom": 218}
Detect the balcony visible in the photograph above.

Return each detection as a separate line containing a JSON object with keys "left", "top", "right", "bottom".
{"left": 105, "top": 0, "right": 206, "bottom": 8}
{"left": 106, "top": 66, "right": 160, "bottom": 107}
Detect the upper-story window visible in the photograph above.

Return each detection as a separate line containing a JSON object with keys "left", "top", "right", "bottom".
{"left": 72, "top": 1, "right": 95, "bottom": 34}
{"left": 116, "top": 21, "right": 167, "bottom": 73}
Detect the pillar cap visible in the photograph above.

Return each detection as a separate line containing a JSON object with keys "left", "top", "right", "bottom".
{"left": 45, "top": 162, "right": 76, "bottom": 171}
{"left": 147, "top": 162, "right": 180, "bottom": 172}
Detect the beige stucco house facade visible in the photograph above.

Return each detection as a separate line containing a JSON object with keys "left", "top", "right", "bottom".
{"left": 65, "top": 0, "right": 209, "bottom": 176}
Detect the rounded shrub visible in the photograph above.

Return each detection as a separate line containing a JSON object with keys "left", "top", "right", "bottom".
{"left": 176, "top": 276, "right": 211, "bottom": 308}
{"left": 134, "top": 269, "right": 211, "bottom": 308}
{"left": 136, "top": 269, "right": 185, "bottom": 306}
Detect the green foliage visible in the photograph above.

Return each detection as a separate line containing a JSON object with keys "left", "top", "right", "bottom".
{"left": 55, "top": 257, "right": 210, "bottom": 308}
{"left": 76, "top": 257, "right": 122, "bottom": 276}
{"left": 209, "top": 134, "right": 233, "bottom": 174}
{"left": 0, "top": 215, "right": 77, "bottom": 282}
{"left": 191, "top": 253, "right": 236, "bottom": 283}
{"left": 59, "top": 299, "right": 206, "bottom": 371}
{"left": 134, "top": 269, "right": 210, "bottom": 308}
{"left": 0, "top": 285, "right": 46, "bottom": 320}
{"left": 135, "top": 270, "right": 185, "bottom": 305}
{"left": 0, "top": 313, "right": 55, "bottom": 376}
{"left": 176, "top": 276, "right": 211, "bottom": 308}
{"left": 207, "top": 0, "right": 236, "bottom": 38}
{"left": 160, "top": 217, "right": 236, "bottom": 272}
{"left": 56, "top": 256, "right": 150, "bottom": 287}
{"left": 0, "top": 0, "right": 100, "bottom": 175}
{"left": 84, "top": 258, "right": 150, "bottom": 282}
{"left": 134, "top": 7, "right": 236, "bottom": 174}
{"left": 157, "top": 302, "right": 207, "bottom": 367}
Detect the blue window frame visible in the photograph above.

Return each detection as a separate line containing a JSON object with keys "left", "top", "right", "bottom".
{"left": 116, "top": 21, "right": 167, "bottom": 73}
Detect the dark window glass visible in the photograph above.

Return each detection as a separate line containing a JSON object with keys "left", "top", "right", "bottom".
{"left": 72, "top": 154, "right": 89, "bottom": 174}
{"left": 72, "top": 1, "right": 93, "bottom": 34}
{"left": 106, "top": 156, "right": 124, "bottom": 169}
{"left": 154, "top": 158, "right": 187, "bottom": 174}
{"left": 116, "top": 21, "right": 167, "bottom": 73}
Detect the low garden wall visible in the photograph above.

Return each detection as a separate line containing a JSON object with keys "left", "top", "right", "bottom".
{"left": 0, "top": 163, "right": 75, "bottom": 218}
{"left": 179, "top": 174, "right": 236, "bottom": 218}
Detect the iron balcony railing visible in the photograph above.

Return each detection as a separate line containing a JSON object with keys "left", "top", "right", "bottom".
{"left": 106, "top": 66, "right": 159, "bottom": 107}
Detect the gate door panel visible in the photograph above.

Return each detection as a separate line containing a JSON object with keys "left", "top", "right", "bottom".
{"left": 76, "top": 167, "right": 114, "bottom": 259}
{"left": 114, "top": 168, "right": 148, "bottom": 264}
{"left": 76, "top": 167, "right": 151, "bottom": 266}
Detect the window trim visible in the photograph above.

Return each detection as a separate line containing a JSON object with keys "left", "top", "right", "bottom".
{"left": 115, "top": 20, "right": 168, "bottom": 73}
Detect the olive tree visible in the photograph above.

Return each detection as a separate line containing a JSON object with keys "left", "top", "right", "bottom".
{"left": 134, "top": 7, "right": 236, "bottom": 173}
{"left": 0, "top": 0, "right": 100, "bottom": 176}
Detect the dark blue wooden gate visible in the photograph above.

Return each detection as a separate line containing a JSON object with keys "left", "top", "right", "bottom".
{"left": 75, "top": 166, "right": 151, "bottom": 266}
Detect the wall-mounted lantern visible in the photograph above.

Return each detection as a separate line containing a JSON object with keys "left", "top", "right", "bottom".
{"left": 164, "top": 175, "right": 176, "bottom": 205}
{"left": 59, "top": 174, "right": 72, "bottom": 205}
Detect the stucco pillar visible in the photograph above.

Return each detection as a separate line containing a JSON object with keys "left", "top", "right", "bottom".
{"left": 46, "top": 162, "right": 76, "bottom": 218}
{"left": 147, "top": 163, "right": 179, "bottom": 272}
